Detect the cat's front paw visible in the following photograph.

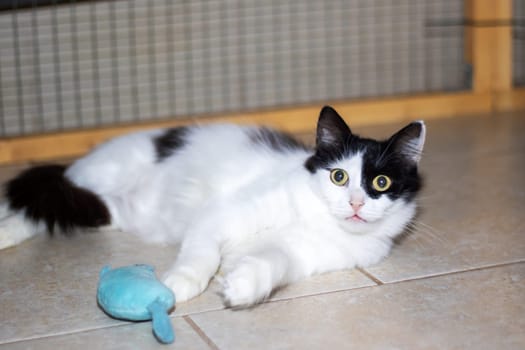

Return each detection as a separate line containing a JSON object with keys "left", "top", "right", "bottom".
{"left": 221, "top": 258, "right": 272, "bottom": 308}
{"left": 163, "top": 268, "right": 210, "bottom": 303}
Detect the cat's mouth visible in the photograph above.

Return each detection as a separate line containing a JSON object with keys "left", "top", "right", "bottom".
{"left": 346, "top": 214, "right": 367, "bottom": 223}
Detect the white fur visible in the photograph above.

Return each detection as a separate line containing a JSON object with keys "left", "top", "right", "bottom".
{"left": 0, "top": 204, "right": 45, "bottom": 250}
{"left": 1, "top": 123, "right": 421, "bottom": 307}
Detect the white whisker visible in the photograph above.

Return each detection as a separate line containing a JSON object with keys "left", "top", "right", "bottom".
{"left": 404, "top": 220, "right": 448, "bottom": 246}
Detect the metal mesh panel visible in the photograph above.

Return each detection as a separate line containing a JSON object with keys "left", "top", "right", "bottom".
{"left": 514, "top": 0, "right": 525, "bottom": 86}
{"left": 0, "top": 0, "right": 467, "bottom": 137}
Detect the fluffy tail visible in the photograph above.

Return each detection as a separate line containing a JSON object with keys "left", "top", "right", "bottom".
{"left": 5, "top": 164, "right": 111, "bottom": 233}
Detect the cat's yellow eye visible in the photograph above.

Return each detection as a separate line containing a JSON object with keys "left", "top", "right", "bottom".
{"left": 330, "top": 168, "right": 349, "bottom": 186}
{"left": 372, "top": 175, "right": 392, "bottom": 192}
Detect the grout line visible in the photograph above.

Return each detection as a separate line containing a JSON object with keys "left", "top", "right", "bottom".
{"left": 0, "top": 322, "right": 134, "bottom": 347}
{"left": 222, "top": 262, "right": 508, "bottom": 307}
{"left": 183, "top": 315, "right": 221, "bottom": 350}
{"left": 369, "top": 260, "right": 525, "bottom": 286}
{"left": 258, "top": 261, "right": 525, "bottom": 307}
{"left": 356, "top": 267, "right": 384, "bottom": 285}
{"left": 263, "top": 284, "right": 380, "bottom": 305}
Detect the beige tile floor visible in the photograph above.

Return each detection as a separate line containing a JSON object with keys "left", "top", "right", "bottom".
{"left": 1, "top": 112, "right": 524, "bottom": 349}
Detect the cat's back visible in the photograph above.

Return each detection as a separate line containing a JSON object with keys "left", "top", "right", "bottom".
{"left": 66, "top": 123, "right": 311, "bottom": 203}
{"left": 160, "top": 123, "right": 311, "bottom": 165}
{"left": 159, "top": 124, "right": 312, "bottom": 194}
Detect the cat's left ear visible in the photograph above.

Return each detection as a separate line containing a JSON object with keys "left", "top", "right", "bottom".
{"left": 389, "top": 121, "right": 426, "bottom": 164}
{"left": 315, "top": 106, "right": 352, "bottom": 149}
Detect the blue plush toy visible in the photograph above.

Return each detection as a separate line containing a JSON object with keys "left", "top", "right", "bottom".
{"left": 97, "top": 264, "right": 176, "bottom": 344}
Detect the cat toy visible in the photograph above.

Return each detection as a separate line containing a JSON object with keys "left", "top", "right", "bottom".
{"left": 97, "top": 264, "right": 176, "bottom": 344}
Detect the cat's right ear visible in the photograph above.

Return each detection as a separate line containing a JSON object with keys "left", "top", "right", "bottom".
{"left": 315, "top": 106, "right": 352, "bottom": 149}
{"left": 389, "top": 121, "right": 426, "bottom": 164}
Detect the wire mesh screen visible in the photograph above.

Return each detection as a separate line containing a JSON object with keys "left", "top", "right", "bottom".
{"left": 514, "top": 0, "right": 525, "bottom": 86}
{"left": 0, "top": 0, "right": 467, "bottom": 137}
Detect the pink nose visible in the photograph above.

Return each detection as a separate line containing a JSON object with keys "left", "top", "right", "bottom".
{"left": 350, "top": 201, "right": 364, "bottom": 213}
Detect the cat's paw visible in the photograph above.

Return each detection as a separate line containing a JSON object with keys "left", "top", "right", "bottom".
{"left": 162, "top": 268, "right": 210, "bottom": 303}
{"left": 221, "top": 258, "right": 272, "bottom": 308}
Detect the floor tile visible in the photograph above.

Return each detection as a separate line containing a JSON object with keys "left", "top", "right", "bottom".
{"left": 190, "top": 263, "right": 525, "bottom": 350}
{"left": 177, "top": 269, "right": 374, "bottom": 317}
{"left": 364, "top": 151, "right": 525, "bottom": 283}
{"left": 1, "top": 112, "right": 524, "bottom": 348}
{"left": 0, "top": 231, "right": 179, "bottom": 343}
{"left": 0, "top": 317, "right": 210, "bottom": 350}
{"left": 356, "top": 112, "right": 525, "bottom": 158}
{"left": 420, "top": 112, "right": 525, "bottom": 157}
{"left": 0, "top": 228, "right": 374, "bottom": 343}
{"left": 267, "top": 269, "right": 376, "bottom": 301}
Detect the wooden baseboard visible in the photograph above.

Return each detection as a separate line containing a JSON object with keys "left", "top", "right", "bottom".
{"left": 493, "top": 88, "right": 525, "bottom": 112}
{"left": 0, "top": 91, "right": 494, "bottom": 165}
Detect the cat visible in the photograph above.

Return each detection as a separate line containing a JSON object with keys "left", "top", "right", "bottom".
{"left": 0, "top": 106, "right": 425, "bottom": 308}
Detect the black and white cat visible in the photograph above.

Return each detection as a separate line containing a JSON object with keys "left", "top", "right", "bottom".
{"left": 0, "top": 106, "right": 425, "bottom": 307}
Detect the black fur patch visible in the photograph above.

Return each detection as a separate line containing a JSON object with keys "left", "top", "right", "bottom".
{"left": 249, "top": 127, "right": 310, "bottom": 153}
{"left": 304, "top": 135, "right": 368, "bottom": 173}
{"left": 305, "top": 106, "right": 423, "bottom": 202}
{"left": 5, "top": 165, "right": 111, "bottom": 233}
{"left": 361, "top": 140, "right": 422, "bottom": 201}
{"left": 153, "top": 127, "right": 189, "bottom": 161}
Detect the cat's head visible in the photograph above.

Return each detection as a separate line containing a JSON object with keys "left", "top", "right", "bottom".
{"left": 306, "top": 106, "right": 425, "bottom": 237}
